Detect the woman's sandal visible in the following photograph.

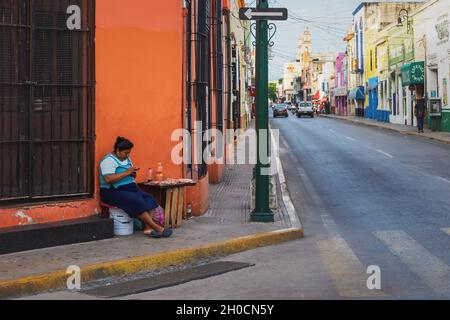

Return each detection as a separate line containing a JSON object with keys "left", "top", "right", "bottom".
{"left": 149, "top": 228, "right": 173, "bottom": 238}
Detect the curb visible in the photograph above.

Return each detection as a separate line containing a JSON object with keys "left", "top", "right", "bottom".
{"left": 321, "top": 115, "right": 450, "bottom": 145}
{"left": 270, "top": 125, "right": 303, "bottom": 230}
{"left": 0, "top": 228, "right": 302, "bottom": 299}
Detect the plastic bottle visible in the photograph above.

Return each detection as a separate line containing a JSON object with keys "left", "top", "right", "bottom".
{"left": 186, "top": 203, "right": 192, "bottom": 219}
{"left": 156, "top": 162, "right": 164, "bottom": 182}
{"left": 148, "top": 168, "right": 153, "bottom": 182}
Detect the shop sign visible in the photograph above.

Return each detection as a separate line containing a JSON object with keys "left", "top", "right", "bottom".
{"left": 436, "top": 14, "right": 449, "bottom": 46}
{"left": 334, "top": 87, "right": 347, "bottom": 97}
{"left": 401, "top": 62, "right": 424, "bottom": 87}
{"left": 389, "top": 44, "right": 404, "bottom": 66}
{"left": 404, "top": 38, "right": 414, "bottom": 61}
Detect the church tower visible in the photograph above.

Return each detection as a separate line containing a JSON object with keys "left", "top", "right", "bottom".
{"left": 297, "top": 28, "right": 312, "bottom": 66}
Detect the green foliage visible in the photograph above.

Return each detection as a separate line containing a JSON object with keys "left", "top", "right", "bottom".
{"left": 268, "top": 82, "right": 277, "bottom": 101}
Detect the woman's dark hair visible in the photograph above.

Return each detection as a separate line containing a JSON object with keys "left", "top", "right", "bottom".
{"left": 114, "top": 136, "right": 134, "bottom": 152}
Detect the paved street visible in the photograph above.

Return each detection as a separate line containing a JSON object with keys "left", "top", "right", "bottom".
{"left": 26, "top": 116, "right": 450, "bottom": 300}
{"left": 129, "top": 115, "right": 450, "bottom": 300}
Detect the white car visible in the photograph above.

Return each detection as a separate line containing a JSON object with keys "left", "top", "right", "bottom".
{"left": 296, "top": 101, "right": 314, "bottom": 118}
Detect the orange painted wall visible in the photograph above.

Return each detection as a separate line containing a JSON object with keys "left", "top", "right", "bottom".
{"left": 186, "top": 174, "right": 209, "bottom": 216}
{"left": 0, "top": 0, "right": 186, "bottom": 228}
{"left": 95, "top": 0, "right": 184, "bottom": 183}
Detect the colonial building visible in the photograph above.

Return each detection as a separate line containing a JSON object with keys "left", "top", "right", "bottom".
{"left": 0, "top": 0, "right": 247, "bottom": 231}
{"left": 334, "top": 52, "right": 348, "bottom": 116}
{"left": 282, "top": 62, "right": 301, "bottom": 102}
{"left": 344, "top": 28, "right": 365, "bottom": 116}
{"left": 349, "top": 1, "right": 424, "bottom": 119}
{"left": 414, "top": 0, "right": 450, "bottom": 132}
{"left": 311, "top": 52, "right": 336, "bottom": 103}
{"left": 230, "top": 0, "right": 253, "bottom": 131}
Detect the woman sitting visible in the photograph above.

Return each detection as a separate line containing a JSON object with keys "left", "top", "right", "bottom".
{"left": 100, "top": 137, "right": 172, "bottom": 238}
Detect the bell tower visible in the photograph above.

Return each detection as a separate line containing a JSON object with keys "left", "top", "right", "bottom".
{"left": 297, "top": 28, "right": 312, "bottom": 65}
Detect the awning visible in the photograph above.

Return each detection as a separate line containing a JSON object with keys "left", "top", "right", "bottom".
{"left": 367, "top": 77, "right": 378, "bottom": 91}
{"left": 348, "top": 86, "right": 365, "bottom": 100}
{"left": 312, "top": 90, "right": 321, "bottom": 100}
{"left": 401, "top": 61, "right": 425, "bottom": 87}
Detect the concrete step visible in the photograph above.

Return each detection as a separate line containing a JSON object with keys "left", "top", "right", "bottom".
{"left": 0, "top": 217, "right": 114, "bottom": 255}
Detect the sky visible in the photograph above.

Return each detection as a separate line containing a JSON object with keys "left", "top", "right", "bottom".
{"left": 264, "top": 0, "right": 361, "bottom": 80}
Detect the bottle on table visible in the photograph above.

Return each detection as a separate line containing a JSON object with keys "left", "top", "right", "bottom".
{"left": 148, "top": 168, "right": 153, "bottom": 182}
{"left": 156, "top": 162, "right": 164, "bottom": 182}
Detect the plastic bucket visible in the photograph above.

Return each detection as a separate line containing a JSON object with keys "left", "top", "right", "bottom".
{"left": 110, "top": 208, "right": 134, "bottom": 236}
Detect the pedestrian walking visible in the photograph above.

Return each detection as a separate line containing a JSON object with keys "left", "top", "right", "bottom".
{"left": 325, "top": 99, "right": 331, "bottom": 114}
{"left": 415, "top": 98, "right": 426, "bottom": 133}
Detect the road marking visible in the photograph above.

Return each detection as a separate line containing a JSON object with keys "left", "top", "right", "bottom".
{"left": 345, "top": 136, "right": 356, "bottom": 142}
{"left": 316, "top": 237, "right": 386, "bottom": 298}
{"left": 441, "top": 228, "right": 450, "bottom": 236}
{"left": 374, "top": 149, "right": 394, "bottom": 159}
{"left": 374, "top": 230, "right": 450, "bottom": 293}
{"left": 435, "top": 176, "right": 450, "bottom": 184}
{"left": 329, "top": 129, "right": 336, "bottom": 134}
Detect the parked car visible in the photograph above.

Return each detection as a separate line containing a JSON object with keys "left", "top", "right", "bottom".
{"left": 273, "top": 104, "right": 289, "bottom": 118}
{"left": 296, "top": 101, "right": 314, "bottom": 118}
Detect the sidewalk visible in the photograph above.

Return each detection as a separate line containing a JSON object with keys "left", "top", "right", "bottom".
{"left": 322, "top": 114, "right": 450, "bottom": 145}
{"left": 0, "top": 132, "right": 302, "bottom": 299}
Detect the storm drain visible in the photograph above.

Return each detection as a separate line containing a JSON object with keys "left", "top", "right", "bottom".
{"left": 82, "top": 261, "right": 254, "bottom": 298}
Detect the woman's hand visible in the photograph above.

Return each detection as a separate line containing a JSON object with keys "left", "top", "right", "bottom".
{"left": 125, "top": 167, "right": 140, "bottom": 176}
{"left": 104, "top": 167, "right": 139, "bottom": 185}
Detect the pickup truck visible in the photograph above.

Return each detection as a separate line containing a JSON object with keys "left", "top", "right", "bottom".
{"left": 296, "top": 101, "right": 315, "bottom": 118}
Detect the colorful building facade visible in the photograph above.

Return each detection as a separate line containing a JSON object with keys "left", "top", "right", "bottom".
{"left": 334, "top": 52, "right": 348, "bottom": 116}
{"left": 344, "top": 29, "right": 365, "bottom": 116}
{"left": 0, "top": 0, "right": 244, "bottom": 229}
{"left": 414, "top": 0, "right": 450, "bottom": 132}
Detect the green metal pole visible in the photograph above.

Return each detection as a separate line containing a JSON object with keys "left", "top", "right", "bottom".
{"left": 251, "top": 0, "right": 273, "bottom": 222}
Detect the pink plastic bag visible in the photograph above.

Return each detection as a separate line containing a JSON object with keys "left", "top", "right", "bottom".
{"left": 152, "top": 206, "right": 164, "bottom": 226}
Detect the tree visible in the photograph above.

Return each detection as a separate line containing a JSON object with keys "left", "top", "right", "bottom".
{"left": 268, "top": 82, "right": 277, "bottom": 102}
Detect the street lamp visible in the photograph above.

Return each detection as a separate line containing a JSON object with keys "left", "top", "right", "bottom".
{"left": 397, "top": 9, "right": 411, "bottom": 33}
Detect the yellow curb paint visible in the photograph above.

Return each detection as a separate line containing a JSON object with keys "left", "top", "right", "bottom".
{"left": 0, "top": 228, "right": 303, "bottom": 299}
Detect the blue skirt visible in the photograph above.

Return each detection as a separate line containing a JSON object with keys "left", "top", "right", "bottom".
{"left": 100, "top": 183, "right": 159, "bottom": 218}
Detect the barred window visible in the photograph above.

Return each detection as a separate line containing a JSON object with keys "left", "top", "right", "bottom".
{"left": 0, "top": 0, "right": 95, "bottom": 204}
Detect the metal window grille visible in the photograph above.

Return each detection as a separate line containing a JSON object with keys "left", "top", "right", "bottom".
{"left": 231, "top": 44, "right": 241, "bottom": 130}
{"left": 223, "top": 9, "right": 232, "bottom": 131}
{"left": 190, "top": 0, "right": 210, "bottom": 179}
{"left": 210, "top": 0, "right": 223, "bottom": 133}
{"left": 185, "top": 0, "right": 193, "bottom": 179}
{"left": 0, "top": 0, "right": 95, "bottom": 204}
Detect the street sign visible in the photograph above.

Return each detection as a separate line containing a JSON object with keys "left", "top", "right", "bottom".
{"left": 239, "top": 8, "right": 288, "bottom": 21}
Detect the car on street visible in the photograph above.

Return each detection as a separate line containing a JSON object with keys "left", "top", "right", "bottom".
{"left": 273, "top": 104, "right": 289, "bottom": 118}
{"left": 296, "top": 101, "right": 315, "bottom": 118}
